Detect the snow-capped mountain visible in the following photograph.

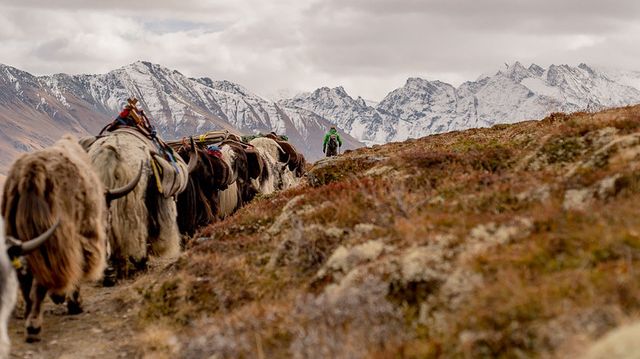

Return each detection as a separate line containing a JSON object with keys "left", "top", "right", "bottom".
{"left": 284, "top": 62, "right": 640, "bottom": 144}
{"left": 0, "top": 61, "right": 363, "bottom": 176}
{"left": 0, "top": 64, "right": 112, "bottom": 177}
{"left": 41, "top": 61, "right": 363, "bottom": 160}
{"left": 1, "top": 61, "right": 640, "bottom": 177}
{"left": 593, "top": 66, "right": 640, "bottom": 94}
{"left": 280, "top": 86, "right": 394, "bottom": 145}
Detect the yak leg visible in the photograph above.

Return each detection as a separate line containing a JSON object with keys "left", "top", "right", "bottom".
{"left": 17, "top": 269, "right": 33, "bottom": 319}
{"left": 66, "top": 287, "right": 83, "bottom": 315}
{"left": 25, "top": 282, "right": 47, "bottom": 343}
{"left": 102, "top": 262, "right": 117, "bottom": 287}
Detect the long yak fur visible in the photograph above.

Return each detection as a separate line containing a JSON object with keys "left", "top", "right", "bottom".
{"left": 218, "top": 145, "right": 241, "bottom": 217}
{"left": 87, "top": 130, "right": 186, "bottom": 276}
{"left": 249, "top": 137, "right": 299, "bottom": 194}
{"left": 1, "top": 135, "right": 108, "bottom": 340}
{"left": 2, "top": 135, "right": 107, "bottom": 293}
{"left": 264, "top": 134, "right": 307, "bottom": 177}
{"left": 176, "top": 146, "right": 232, "bottom": 235}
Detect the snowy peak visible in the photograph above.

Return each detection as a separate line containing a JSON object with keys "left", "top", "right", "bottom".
{"left": 594, "top": 66, "right": 640, "bottom": 92}
{"left": 578, "top": 63, "right": 596, "bottom": 75}
{"left": 280, "top": 85, "right": 390, "bottom": 145}
{"left": 294, "top": 86, "right": 364, "bottom": 111}
{"left": 499, "top": 61, "right": 532, "bottom": 82}
{"left": 528, "top": 64, "right": 545, "bottom": 77}
{"left": 0, "top": 64, "right": 41, "bottom": 101}
{"left": 283, "top": 85, "right": 374, "bottom": 125}
{"left": 284, "top": 62, "right": 640, "bottom": 145}
{"left": 377, "top": 77, "right": 456, "bottom": 123}
{"left": 401, "top": 77, "right": 455, "bottom": 93}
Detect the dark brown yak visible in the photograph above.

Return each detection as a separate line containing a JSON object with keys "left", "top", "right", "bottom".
{"left": 1, "top": 135, "right": 139, "bottom": 342}
{"left": 176, "top": 145, "right": 233, "bottom": 236}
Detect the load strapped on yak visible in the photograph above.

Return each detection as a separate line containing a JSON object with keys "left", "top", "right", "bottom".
{"left": 98, "top": 98, "right": 189, "bottom": 197}
{"left": 242, "top": 131, "right": 289, "bottom": 143}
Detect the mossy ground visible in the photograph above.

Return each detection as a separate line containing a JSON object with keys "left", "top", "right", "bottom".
{"left": 135, "top": 105, "right": 640, "bottom": 358}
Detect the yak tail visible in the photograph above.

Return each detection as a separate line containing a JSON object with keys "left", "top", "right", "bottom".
{"left": 11, "top": 163, "right": 82, "bottom": 294}
{"left": 14, "top": 164, "right": 55, "bottom": 241}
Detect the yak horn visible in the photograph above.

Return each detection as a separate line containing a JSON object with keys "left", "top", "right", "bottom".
{"left": 7, "top": 219, "right": 60, "bottom": 258}
{"left": 187, "top": 137, "right": 198, "bottom": 174}
{"left": 105, "top": 161, "right": 143, "bottom": 202}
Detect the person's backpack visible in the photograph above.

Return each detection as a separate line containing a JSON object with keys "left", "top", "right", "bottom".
{"left": 328, "top": 134, "right": 338, "bottom": 151}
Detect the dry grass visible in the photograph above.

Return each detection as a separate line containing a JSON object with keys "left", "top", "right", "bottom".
{"left": 133, "top": 105, "right": 640, "bottom": 358}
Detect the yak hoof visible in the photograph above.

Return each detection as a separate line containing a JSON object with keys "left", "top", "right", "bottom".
{"left": 131, "top": 256, "right": 148, "bottom": 272}
{"left": 50, "top": 293, "right": 65, "bottom": 305}
{"left": 67, "top": 301, "right": 83, "bottom": 315}
{"left": 102, "top": 265, "right": 117, "bottom": 287}
{"left": 25, "top": 327, "right": 41, "bottom": 343}
{"left": 102, "top": 274, "right": 117, "bottom": 287}
{"left": 102, "top": 277, "right": 117, "bottom": 287}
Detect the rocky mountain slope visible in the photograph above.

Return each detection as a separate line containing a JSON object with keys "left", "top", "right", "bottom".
{"left": 284, "top": 63, "right": 640, "bottom": 145}
{"left": 9, "top": 105, "right": 640, "bottom": 358}
{"left": 0, "top": 64, "right": 111, "bottom": 177}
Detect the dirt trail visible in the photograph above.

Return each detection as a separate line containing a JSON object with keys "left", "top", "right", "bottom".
{"left": 7, "top": 266, "right": 156, "bottom": 359}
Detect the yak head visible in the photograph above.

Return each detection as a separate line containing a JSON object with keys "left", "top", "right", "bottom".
{"left": 104, "top": 162, "right": 144, "bottom": 206}
{"left": 5, "top": 219, "right": 60, "bottom": 261}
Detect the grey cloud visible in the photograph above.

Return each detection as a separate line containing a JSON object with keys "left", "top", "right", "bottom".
{"left": 309, "top": 0, "right": 640, "bottom": 34}
{"left": 31, "top": 38, "right": 74, "bottom": 61}
{"left": 143, "top": 20, "right": 224, "bottom": 35}
{"left": 1, "top": 0, "right": 640, "bottom": 100}
{"left": 313, "top": 0, "right": 640, "bottom": 20}
{"left": 1, "top": 0, "right": 223, "bottom": 12}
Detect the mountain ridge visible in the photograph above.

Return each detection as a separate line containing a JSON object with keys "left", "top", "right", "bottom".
{"left": 0, "top": 61, "right": 363, "bottom": 176}
{"left": 1, "top": 61, "right": 640, "bottom": 176}
{"left": 286, "top": 62, "right": 640, "bottom": 145}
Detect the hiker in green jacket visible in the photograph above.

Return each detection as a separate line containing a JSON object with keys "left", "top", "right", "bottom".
{"left": 323, "top": 126, "right": 342, "bottom": 157}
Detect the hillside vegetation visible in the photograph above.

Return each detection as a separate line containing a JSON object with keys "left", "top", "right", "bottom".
{"left": 128, "top": 105, "right": 640, "bottom": 358}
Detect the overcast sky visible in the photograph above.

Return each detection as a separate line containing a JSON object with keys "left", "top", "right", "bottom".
{"left": 1, "top": 0, "right": 639, "bottom": 100}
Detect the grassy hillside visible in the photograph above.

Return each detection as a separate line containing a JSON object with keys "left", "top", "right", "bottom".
{"left": 135, "top": 105, "right": 640, "bottom": 358}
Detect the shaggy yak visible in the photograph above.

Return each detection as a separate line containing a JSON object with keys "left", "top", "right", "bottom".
{"left": 218, "top": 140, "right": 264, "bottom": 217}
{"left": 249, "top": 137, "right": 301, "bottom": 194}
{"left": 176, "top": 144, "right": 233, "bottom": 236}
{"left": 0, "top": 218, "right": 55, "bottom": 357}
{"left": 264, "top": 133, "right": 307, "bottom": 177}
{"left": 1, "top": 135, "right": 139, "bottom": 342}
{"left": 86, "top": 128, "right": 196, "bottom": 278}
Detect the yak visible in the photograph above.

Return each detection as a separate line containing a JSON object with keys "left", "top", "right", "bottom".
{"left": 218, "top": 140, "right": 263, "bottom": 217}
{"left": 249, "top": 137, "right": 300, "bottom": 194}
{"left": 86, "top": 128, "right": 196, "bottom": 278}
{"left": 0, "top": 218, "right": 55, "bottom": 357}
{"left": 2, "top": 135, "right": 139, "bottom": 342}
{"left": 264, "top": 133, "right": 307, "bottom": 177}
{"left": 176, "top": 144, "right": 233, "bottom": 236}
